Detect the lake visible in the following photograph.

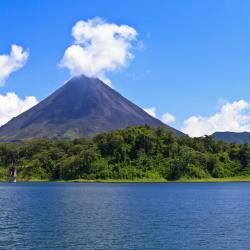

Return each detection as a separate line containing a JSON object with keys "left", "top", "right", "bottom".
{"left": 0, "top": 182, "right": 250, "bottom": 249}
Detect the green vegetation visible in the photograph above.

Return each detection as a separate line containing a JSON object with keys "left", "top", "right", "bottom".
{"left": 1, "top": 125, "right": 250, "bottom": 182}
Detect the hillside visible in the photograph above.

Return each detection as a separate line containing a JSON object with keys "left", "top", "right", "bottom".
{"left": 0, "top": 126, "right": 250, "bottom": 182}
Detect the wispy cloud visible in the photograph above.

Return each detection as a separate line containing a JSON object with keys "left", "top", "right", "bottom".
{"left": 143, "top": 107, "right": 156, "bottom": 117}
{"left": 144, "top": 107, "right": 176, "bottom": 124}
{"left": 161, "top": 112, "right": 176, "bottom": 124}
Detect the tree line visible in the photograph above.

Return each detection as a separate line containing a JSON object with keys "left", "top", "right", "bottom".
{"left": 0, "top": 125, "right": 250, "bottom": 181}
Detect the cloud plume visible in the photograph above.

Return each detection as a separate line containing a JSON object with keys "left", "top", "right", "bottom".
{"left": 60, "top": 17, "right": 137, "bottom": 85}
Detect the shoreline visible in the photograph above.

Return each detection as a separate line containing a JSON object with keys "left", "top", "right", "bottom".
{"left": 2, "top": 176, "right": 250, "bottom": 183}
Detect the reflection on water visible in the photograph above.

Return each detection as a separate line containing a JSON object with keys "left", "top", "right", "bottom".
{"left": 0, "top": 182, "right": 250, "bottom": 249}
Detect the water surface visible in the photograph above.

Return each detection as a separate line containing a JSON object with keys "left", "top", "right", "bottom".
{"left": 0, "top": 182, "right": 250, "bottom": 249}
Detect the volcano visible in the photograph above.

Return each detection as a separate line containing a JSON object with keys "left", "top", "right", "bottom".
{"left": 0, "top": 75, "right": 182, "bottom": 141}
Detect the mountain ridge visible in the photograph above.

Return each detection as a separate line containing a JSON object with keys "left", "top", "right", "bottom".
{"left": 212, "top": 131, "right": 250, "bottom": 144}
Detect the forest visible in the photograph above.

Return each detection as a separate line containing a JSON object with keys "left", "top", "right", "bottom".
{"left": 0, "top": 125, "right": 250, "bottom": 182}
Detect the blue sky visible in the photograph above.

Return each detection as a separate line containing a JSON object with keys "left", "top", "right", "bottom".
{"left": 1, "top": 0, "right": 250, "bottom": 136}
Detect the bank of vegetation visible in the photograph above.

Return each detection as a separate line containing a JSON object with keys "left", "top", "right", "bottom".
{"left": 0, "top": 126, "right": 250, "bottom": 182}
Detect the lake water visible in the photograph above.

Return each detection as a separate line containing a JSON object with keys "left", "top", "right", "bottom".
{"left": 0, "top": 182, "right": 250, "bottom": 249}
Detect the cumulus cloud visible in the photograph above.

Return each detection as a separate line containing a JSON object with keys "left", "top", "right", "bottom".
{"left": 0, "top": 92, "right": 38, "bottom": 126}
{"left": 182, "top": 100, "right": 250, "bottom": 137}
{"left": 0, "top": 45, "right": 29, "bottom": 86}
{"left": 161, "top": 112, "right": 176, "bottom": 124}
{"left": 144, "top": 107, "right": 176, "bottom": 124}
{"left": 143, "top": 107, "right": 156, "bottom": 117}
{"left": 59, "top": 17, "right": 137, "bottom": 85}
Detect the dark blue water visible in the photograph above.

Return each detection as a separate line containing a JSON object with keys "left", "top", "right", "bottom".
{"left": 0, "top": 183, "right": 250, "bottom": 249}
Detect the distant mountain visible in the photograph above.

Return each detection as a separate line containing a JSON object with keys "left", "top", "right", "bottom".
{"left": 212, "top": 132, "right": 250, "bottom": 144}
{"left": 0, "top": 75, "right": 182, "bottom": 141}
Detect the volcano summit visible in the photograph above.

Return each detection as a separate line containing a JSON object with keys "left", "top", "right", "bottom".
{"left": 0, "top": 75, "right": 181, "bottom": 141}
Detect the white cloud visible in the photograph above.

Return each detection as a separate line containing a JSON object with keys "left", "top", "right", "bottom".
{"left": 0, "top": 92, "right": 38, "bottom": 126}
{"left": 59, "top": 17, "right": 137, "bottom": 85}
{"left": 182, "top": 100, "right": 250, "bottom": 137}
{"left": 143, "top": 107, "right": 156, "bottom": 117}
{"left": 0, "top": 45, "right": 29, "bottom": 86}
{"left": 161, "top": 112, "right": 176, "bottom": 124}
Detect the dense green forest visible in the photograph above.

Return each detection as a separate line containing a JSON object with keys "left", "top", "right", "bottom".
{"left": 0, "top": 125, "right": 250, "bottom": 181}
